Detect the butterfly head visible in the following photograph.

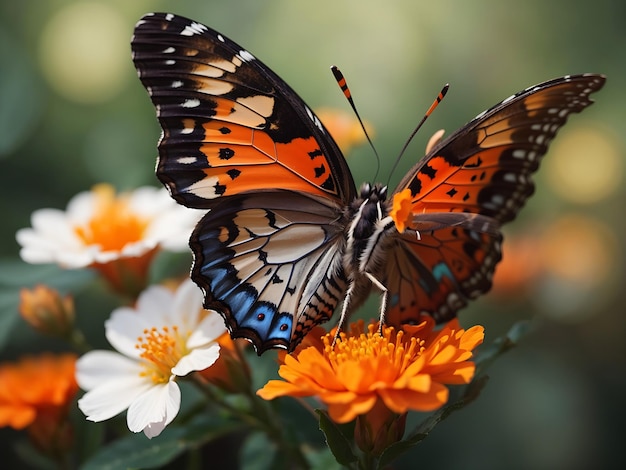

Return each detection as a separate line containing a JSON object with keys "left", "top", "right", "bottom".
{"left": 349, "top": 183, "right": 390, "bottom": 231}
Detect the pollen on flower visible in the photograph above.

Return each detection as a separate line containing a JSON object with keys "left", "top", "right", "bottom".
{"left": 324, "top": 322, "right": 425, "bottom": 374}
{"left": 389, "top": 188, "right": 413, "bottom": 234}
{"left": 73, "top": 184, "right": 149, "bottom": 251}
{"left": 135, "top": 325, "right": 189, "bottom": 384}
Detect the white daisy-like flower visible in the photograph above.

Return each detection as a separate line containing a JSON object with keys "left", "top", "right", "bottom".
{"left": 76, "top": 279, "right": 226, "bottom": 438}
{"left": 16, "top": 184, "right": 199, "bottom": 268}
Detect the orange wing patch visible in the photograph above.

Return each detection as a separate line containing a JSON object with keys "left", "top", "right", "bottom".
{"left": 179, "top": 119, "right": 339, "bottom": 199}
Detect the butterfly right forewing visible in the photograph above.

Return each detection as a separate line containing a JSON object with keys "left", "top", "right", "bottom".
{"left": 385, "top": 74, "right": 605, "bottom": 326}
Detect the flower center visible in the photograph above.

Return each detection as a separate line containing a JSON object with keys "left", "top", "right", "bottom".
{"left": 136, "top": 325, "right": 189, "bottom": 384}
{"left": 73, "top": 184, "right": 149, "bottom": 251}
{"left": 323, "top": 321, "right": 425, "bottom": 373}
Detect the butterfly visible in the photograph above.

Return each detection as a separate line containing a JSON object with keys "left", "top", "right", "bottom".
{"left": 131, "top": 12, "right": 605, "bottom": 354}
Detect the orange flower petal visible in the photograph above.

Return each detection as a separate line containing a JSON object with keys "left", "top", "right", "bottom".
{"left": 327, "top": 394, "right": 377, "bottom": 423}
{"left": 380, "top": 382, "right": 449, "bottom": 413}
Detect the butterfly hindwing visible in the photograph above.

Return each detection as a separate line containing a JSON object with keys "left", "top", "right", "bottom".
{"left": 190, "top": 191, "right": 347, "bottom": 353}
{"left": 131, "top": 13, "right": 357, "bottom": 209}
{"left": 384, "top": 227, "right": 502, "bottom": 326}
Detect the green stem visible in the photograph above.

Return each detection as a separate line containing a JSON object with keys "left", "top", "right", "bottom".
{"left": 191, "top": 373, "right": 310, "bottom": 469}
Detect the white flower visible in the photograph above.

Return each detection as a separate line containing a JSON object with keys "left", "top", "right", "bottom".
{"left": 76, "top": 279, "right": 227, "bottom": 438}
{"left": 16, "top": 184, "right": 200, "bottom": 268}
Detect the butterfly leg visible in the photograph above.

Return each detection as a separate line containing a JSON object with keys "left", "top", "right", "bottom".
{"left": 365, "top": 272, "right": 389, "bottom": 335}
{"left": 331, "top": 280, "right": 357, "bottom": 347}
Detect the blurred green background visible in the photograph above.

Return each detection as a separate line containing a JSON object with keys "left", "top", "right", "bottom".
{"left": 1, "top": 0, "right": 624, "bottom": 468}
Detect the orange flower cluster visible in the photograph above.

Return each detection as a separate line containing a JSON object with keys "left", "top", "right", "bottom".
{"left": 258, "top": 318, "right": 483, "bottom": 424}
{"left": 0, "top": 353, "right": 78, "bottom": 456}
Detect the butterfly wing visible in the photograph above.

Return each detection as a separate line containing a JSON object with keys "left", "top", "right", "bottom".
{"left": 394, "top": 74, "right": 606, "bottom": 221}
{"left": 384, "top": 227, "right": 502, "bottom": 325}
{"left": 190, "top": 191, "right": 346, "bottom": 353}
{"left": 385, "top": 74, "right": 606, "bottom": 325}
{"left": 132, "top": 13, "right": 357, "bottom": 352}
{"left": 131, "top": 13, "right": 357, "bottom": 208}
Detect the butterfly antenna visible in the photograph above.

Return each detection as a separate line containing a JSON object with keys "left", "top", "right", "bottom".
{"left": 331, "top": 65, "right": 381, "bottom": 180}
{"left": 387, "top": 84, "right": 449, "bottom": 184}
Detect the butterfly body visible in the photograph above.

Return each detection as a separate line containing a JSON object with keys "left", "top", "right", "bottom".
{"left": 132, "top": 13, "right": 605, "bottom": 354}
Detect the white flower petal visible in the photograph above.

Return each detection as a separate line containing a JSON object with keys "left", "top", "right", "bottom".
{"left": 78, "top": 375, "right": 151, "bottom": 423}
{"left": 127, "top": 380, "right": 181, "bottom": 438}
{"left": 15, "top": 186, "right": 196, "bottom": 270}
{"left": 172, "top": 279, "right": 203, "bottom": 327}
{"left": 187, "top": 310, "right": 228, "bottom": 349}
{"left": 172, "top": 344, "right": 220, "bottom": 377}
{"left": 148, "top": 207, "right": 201, "bottom": 252}
{"left": 105, "top": 308, "right": 152, "bottom": 358}
{"left": 76, "top": 350, "right": 143, "bottom": 390}
{"left": 136, "top": 285, "right": 175, "bottom": 324}
{"left": 66, "top": 190, "right": 97, "bottom": 222}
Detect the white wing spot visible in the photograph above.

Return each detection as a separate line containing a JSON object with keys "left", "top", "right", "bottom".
{"left": 165, "top": 13, "right": 174, "bottom": 21}
{"left": 181, "top": 22, "right": 208, "bottom": 36}
{"left": 238, "top": 50, "right": 255, "bottom": 62}
{"left": 177, "top": 156, "right": 197, "bottom": 164}
{"left": 188, "top": 175, "right": 221, "bottom": 198}
{"left": 165, "top": 59, "right": 175, "bottom": 66}
{"left": 171, "top": 80, "right": 183, "bottom": 88}
{"left": 503, "top": 172, "right": 517, "bottom": 183}
{"left": 163, "top": 47, "right": 175, "bottom": 54}
{"left": 500, "top": 93, "right": 517, "bottom": 105}
{"left": 182, "top": 99, "right": 201, "bottom": 108}
{"left": 304, "top": 105, "right": 324, "bottom": 132}
{"left": 217, "top": 34, "right": 225, "bottom": 42}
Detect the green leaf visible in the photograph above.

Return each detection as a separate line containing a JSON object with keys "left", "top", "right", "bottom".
{"left": 306, "top": 447, "right": 344, "bottom": 470}
{"left": 377, "top": 376, "right": 489, "bottom": 468}
{"left": 0, "top": 27, "right": 44, "bottom": 157}
{"left": 240, "top": 432, "right": 277, "bottom": 470}
{"left": 80, "top": 413, "right": 242, "bottom": 470}
{"left": 316, "top": 410, "right": 357, "bottom": 466}
{"left": 0, "top": 259, "right": 95, "bottom": 290}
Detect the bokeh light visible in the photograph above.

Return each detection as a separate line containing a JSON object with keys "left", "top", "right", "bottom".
{"left": 536, "top": 213, "right": 619, "bottom": 322}
{"left": 38, "top": 2, "right": 129, "bottom": 104}
{"left": 544, "top": 126, "right": 623, "bottom": 204}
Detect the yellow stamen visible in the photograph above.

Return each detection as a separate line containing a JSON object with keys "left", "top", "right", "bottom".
{"left": 73, "top": 184, "right": 149, "bottom": 251}
{"left": 135, "top": 325, "right": 189, "bottom": 384}
{"left": 323, "top": 321, "right": 424, "bottom": 374}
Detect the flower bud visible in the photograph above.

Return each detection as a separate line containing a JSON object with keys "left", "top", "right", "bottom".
{"left": 19, "top": 285, "right": 74, "bottom": 338}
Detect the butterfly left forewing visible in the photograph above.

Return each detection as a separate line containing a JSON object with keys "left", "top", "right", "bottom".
{"left": 132, "top": 13, "right": 357, "bottom": 209}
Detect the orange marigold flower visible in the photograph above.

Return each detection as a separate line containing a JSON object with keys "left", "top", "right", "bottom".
{"left": 0, "top": 353, "right": 78, "bottom": 457}
{"left": 389, "top": 188, "right": 413, "bottom": 233}
{"left": 257, "top": 318, "right": 483, "bottom": 424}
